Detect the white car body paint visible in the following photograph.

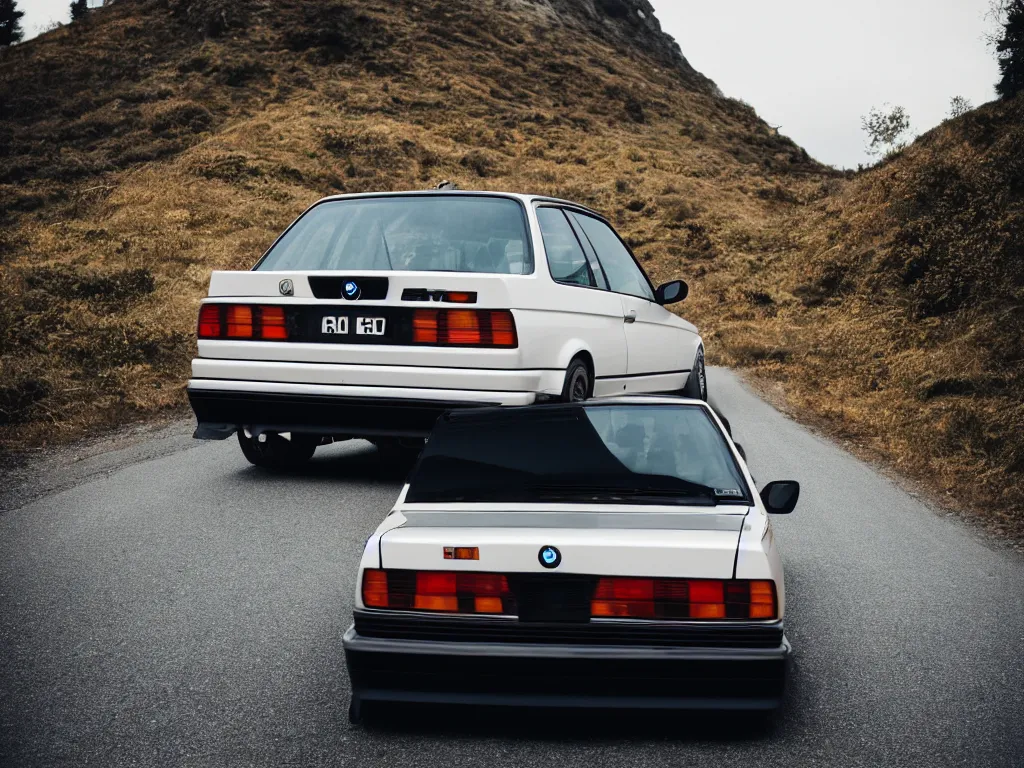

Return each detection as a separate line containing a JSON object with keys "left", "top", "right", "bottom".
{"left": 189, "top": 192, "right": 703, "bottom": 420}
{"left": 353, "top": 397, "right": 786, "bottom": 618}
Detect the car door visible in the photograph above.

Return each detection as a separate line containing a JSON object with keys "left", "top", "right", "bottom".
{"left": 534, "top": 207, "right": 627, "bottom": 389}
{"left": 568, "top": 211, "right": 692, "bottom": 391}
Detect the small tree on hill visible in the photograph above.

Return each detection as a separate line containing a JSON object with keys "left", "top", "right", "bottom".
{"left": 948, "top": 96, "right": 974, "bottom": 118}
{"left": 994, "top": 0, "right": 1024, "bottom": 98}
{"left": 0, "top": 0, "right": 25, "bottom": 46}
{"left": 70, "top": 0, "right": 89, "bottom": 23}
{"left": 862, "top": 104, "right": 913, "bottom": 159}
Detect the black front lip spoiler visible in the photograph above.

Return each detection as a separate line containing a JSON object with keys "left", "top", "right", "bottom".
{"left": 186, "top": 388, "right": 498, "bottom": 440}
{"left": 344, "top": 626, "right": 791, "bottom": 711}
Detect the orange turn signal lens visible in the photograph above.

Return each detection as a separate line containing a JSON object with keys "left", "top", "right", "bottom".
{"left": 259, "top": 306, "right": 288, "bottom": 340}
{"left": 444, "top": 547, "right": 480, "bottom": 560}
{"left": 412, "top": 309, "right": 439, "bottom": 343}
{"left": 226, "top": 305, "right": 253, "bottom": 338}
{"left": 362, "top": 569, "right": 389, "bottom": 608}
{"left": 414, "top": 595, "right": 459, "bottom": 612}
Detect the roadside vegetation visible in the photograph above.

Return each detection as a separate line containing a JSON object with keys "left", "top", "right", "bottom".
{"left": 0, "top": 0, "right": 1021, "bottom": 538}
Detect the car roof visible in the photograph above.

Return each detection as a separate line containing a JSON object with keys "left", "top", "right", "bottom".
{"left": 308, "top": 190, "right": 606, "bottom": 219}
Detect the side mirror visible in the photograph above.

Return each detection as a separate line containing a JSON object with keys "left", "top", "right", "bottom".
{"left": 655, "top": 280, "right": 688, "bottom": 305}
{"left": 734, "top": 442, "right": 747, "bottom": 462}
{"left": 760, "top": 481, "right": 799, "bottom": 515}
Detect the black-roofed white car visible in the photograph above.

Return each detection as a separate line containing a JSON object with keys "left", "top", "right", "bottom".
{"left": 343, "top": 396, "right": 799, "bottom": 722}
{"left": 186, "top": 192, "right": 706, "bottom": 469}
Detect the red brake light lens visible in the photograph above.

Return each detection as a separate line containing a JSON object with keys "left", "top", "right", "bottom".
{"left": 198, "top": 304, "right": 222, "bottom": 338}
{"left": 259, "top": 306, "right": 288, "bottom": 340}
{"left": 226, "top": 305, "right": 253, "bottom": 338}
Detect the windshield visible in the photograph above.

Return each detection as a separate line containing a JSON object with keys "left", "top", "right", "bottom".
{"left": 406, "top": 404, "right": 750, "bottom": 506}
{"left": 256, "top": 195, "right": 532, "bottom": 274}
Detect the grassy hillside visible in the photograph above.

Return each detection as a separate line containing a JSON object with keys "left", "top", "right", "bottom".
{"left": 0, "top": 0, "right": 819, "bottom": 440}
{"left": 711, "top": 97, "right": 1024, "bottom": 539}
{"left": 1, "top": 0, "right": 1020, "bottom": 538}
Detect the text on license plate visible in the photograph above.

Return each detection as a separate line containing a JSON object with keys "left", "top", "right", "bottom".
{"left": 321, "top": 317, "right": 386, "bottom": 336}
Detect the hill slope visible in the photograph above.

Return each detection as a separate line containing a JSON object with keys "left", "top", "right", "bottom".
{"left": 0, "top": 0, "right": 819, "bottom": 439}
{"left": 2, "top": 0, "right": 1020, "bottom": 537}
{"left": 711, "top": 97, "right": 1024, "bottom": 538}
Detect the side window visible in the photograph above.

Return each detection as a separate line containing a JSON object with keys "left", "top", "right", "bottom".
{"left": 570, "top": 213, "right": 655, "bottom": 301}
{"left": 566, "top": 213, "right": 610, "bottom": 290}
{"left": 536, "top": 207, "right": 596, "bottom": 288}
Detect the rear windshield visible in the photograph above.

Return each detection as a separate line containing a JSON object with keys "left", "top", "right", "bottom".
{"left": 406, "top": 405, "right": 750, "bottom": 506}
{"left": 256, "top": 195, "right": 532, "bottom": 274}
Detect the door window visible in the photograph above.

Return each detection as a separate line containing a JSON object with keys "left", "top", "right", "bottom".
{"left": 566, "top": 213, "right": 610, "bottom": 290}
{"left": 537, "top": 207, "right": 596, "bottom": 288}
{"left": 570, "top": 213, "right": 655, "bottom": 301}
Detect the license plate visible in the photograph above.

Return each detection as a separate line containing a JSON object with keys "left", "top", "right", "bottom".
{"left": 355, "top": 317, "right": 386, "bottom": 336}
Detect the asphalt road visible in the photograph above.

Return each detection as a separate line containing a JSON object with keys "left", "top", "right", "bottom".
{"left": 2, "top": 368, "right": 1023, "bottom": 768}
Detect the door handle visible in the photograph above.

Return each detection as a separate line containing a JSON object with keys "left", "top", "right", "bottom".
{"left": 623, "top": 310, "right": 637, "bottom": 324}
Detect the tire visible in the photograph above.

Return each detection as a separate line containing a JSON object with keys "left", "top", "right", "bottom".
{"left": 681, "top": 347, "right": 708, "bottom": 401}
{"left": 560, "top": 357, "right": 592, "bottom": 403}
{"left": 237, "top": 430, "right": 318, "bottom": 470}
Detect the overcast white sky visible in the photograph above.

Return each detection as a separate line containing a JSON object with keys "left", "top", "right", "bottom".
{"left": 21, "top": 0, "right": 1002, "bottom": 168}
{"left": 652, "top": 0, "right": 1001, "bottom": 168}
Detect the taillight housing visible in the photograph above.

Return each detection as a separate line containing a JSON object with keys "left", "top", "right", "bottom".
{"left": 592, "top": 577, "right": 777, "bottom": 621}
{"left": 197, "top": 304, "right": 290, "bottom": 341}
{"left": 362, "top": 569, "right": 517, "bottom": 615}
{"left": 412, "top": 309, "right": 518, "bottom": 348}
{"left": 361, "top": 570, "right": 777, "bottom": 621}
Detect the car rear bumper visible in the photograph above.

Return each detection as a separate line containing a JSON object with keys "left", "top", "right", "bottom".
{"left": 191, "top": 358, "right": 565, "bottom": 396}
{"left": 343, "top": 622, "right": 790, "bottom": 711}
{"left": 187, "top": 382, "right": 537, "bottom": 439}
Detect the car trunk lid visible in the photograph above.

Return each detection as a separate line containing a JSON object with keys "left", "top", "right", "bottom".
{"left": 379, "top": 509, "right": 747, "bottom": 579}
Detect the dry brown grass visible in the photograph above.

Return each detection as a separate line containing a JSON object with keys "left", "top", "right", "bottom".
{"left": 701, "top": 100, "right": 1024, "bottom": 540}
{"left": 0, "top": 0, "right": 817, "bottom": 446}
{"left": 2, "top": 0, "right": 1019, "bottom": 539}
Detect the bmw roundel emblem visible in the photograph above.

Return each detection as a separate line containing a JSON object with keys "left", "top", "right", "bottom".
{"left": 538, "top": 546, "right": 561, "bottom": 569}
{"left": 343, "top": 280, "right": 360, "bottom": 300}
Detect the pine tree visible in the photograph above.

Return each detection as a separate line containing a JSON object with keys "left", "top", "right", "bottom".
{"left": 996, "top": 0, "right": 1024, "bottom": 99}
{"left": 70, "top": 0, "right": 89, "bottom": 23}
{"left": 0, "top": 0, "right": 24, "bottom": 46}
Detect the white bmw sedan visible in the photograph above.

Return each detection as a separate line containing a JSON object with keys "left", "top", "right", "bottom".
{"left": 186, "top": 191, "right": 706, "bottom": 469}
{"left": 343, "top": 397, "right": 799, "bottom": 722}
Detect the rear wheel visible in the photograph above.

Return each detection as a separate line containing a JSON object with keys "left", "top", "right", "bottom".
{"left": 681, "top": 347, "right": 707, "bottom": 401}
{"left": 560, "top": 357, "right": 592, "bottom": 403}
{"left": 237, "top": 430, "right": 318, "bottom": 470}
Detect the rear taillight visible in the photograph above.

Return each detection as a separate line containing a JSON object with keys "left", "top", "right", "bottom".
{"left": 198, "top": 304, "right": 222, "bottom": 338}
{"left": 361, "top": 569, "right": 517, "bottom": 615}
{"left": 411, "top": 309, "right": 518, "bottom": 348}
{"left": 361, "top": 570, "right": 777, "bottom": 621}
{"left": 591, "top": 578, "right": 777, "bottom": 621}
{"left": 197, "top": 304, "right": 290, "bottom": 341}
